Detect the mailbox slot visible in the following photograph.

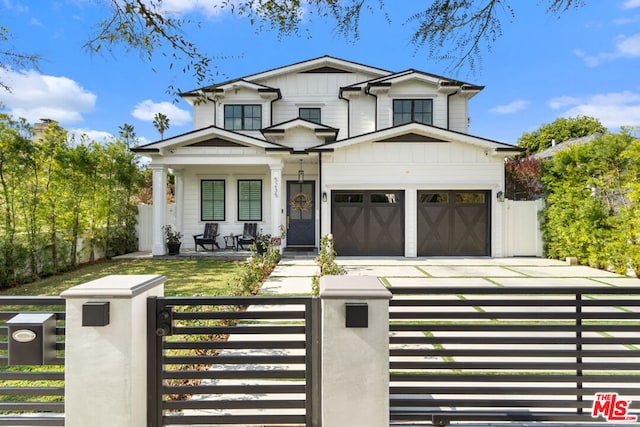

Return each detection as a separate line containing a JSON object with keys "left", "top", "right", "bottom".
{"left": 6, "top": 313, "right": 57, "bottom": 365}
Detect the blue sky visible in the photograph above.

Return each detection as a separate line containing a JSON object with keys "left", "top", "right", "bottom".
{"left": 1, "top": 0, "right": 639, "bottom": 146}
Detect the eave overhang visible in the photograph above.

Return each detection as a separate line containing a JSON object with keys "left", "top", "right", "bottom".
{"left": 261, "top": 118, "right": 339, "bottom": 143}
{"left": 311, "top": 122, "right": 517, "bottom": 154}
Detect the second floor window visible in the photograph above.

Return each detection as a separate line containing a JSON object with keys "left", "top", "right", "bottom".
{"left": 393, "top": 99, "right": 433, "bottom": 126}
{"left": 299, "top": 108, "right": 321, "bottom": 124}
{"left": 224, "top": 105, "right": 262, "bottom": 130}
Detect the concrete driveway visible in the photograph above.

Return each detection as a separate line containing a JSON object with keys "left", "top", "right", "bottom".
{"left": 260, "top": 256, "right": 636, "bottom": 295}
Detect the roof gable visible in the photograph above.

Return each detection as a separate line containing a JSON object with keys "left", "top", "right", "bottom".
{"left": 245, "top": 56, "right": 391, "bottom": 81}
{"left": 131, "top": 126, "right": 286, "bottom": 154}
{"left": 300, "top": 66, "right": 353, "bottom": 74}
{"left": 375, "top": 132, "right": 447, "bottom": 143}
{"left": 186, "top": 138, "right": 244, "bottom": 148}
{"left": 342, "top": 70, "right": 483, "bottom": 94}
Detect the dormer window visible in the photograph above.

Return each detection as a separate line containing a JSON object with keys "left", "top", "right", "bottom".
{"left": 224, "top": 105, "right": 262, "bottom": 130}
{"left": 299, "top": 108, "right": 321, "bottom": 124}
{"left": 393, "top": 99, "right": 433, "bottom": 126}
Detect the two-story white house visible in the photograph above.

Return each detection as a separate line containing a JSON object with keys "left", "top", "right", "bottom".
{"left": 133, "top": 56, "right": 521, "bottom": 257}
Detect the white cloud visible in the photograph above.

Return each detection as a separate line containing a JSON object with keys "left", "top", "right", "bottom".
{"left": 623, "top": 0, "right": 640, "bottom": 9}
{"left": 131, "top": 100, "right": 191, "bottom": 126}
{"left": 547, "top": 96, "right": 582, "bottom": 110}
{"left": 548, "top": 90, "right": 640, "bottom": 128}
{"left": 0, "top": 69, "right": 96, "bottom": 124}
{"left": 69, "top": 128, "right": 115, "bottom": 144}
{"left": 156, "top": 0, "right": 233, "bottom": 18}
{"left": 2, "top": 0, "right": 29, "bottom": 14}
{"left": 616, "top": 32, "right": 640, "bottom": 55}
{"left": 576, "top": 32, "right": 640, "bottom": 66}
{"left": 489, "top": 99, "right": 529, "bottom": 114}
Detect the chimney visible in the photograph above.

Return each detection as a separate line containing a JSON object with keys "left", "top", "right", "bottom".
{"left": 551, "top": 138, "right": 556, "bottom": 147}
{"left": 33, "top": 119, "right": 56, "bottom": 142}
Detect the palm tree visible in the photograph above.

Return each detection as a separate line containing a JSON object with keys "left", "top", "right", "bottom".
{"left": 153, "top": 113, "right": 170, "bottom": 140}
{"left": 118, "top": 123, "right": 136, "bottom": 148}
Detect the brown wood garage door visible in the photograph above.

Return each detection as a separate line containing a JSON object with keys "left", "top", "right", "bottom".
{"left": 417, "top": 190, "right": 490, "bottom": 256}
{"left": 331, "top": 190, "right": 404, "bottom": 256}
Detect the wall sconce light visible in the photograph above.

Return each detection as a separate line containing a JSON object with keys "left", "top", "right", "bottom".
{"left": 496, "top": 190, "right": 504, "bottom": 202}
{"left": 298, "top": 159, "right": 304, "bottom": 183}
{"left": 322, "top": 192, "right": 327, "bottom": 202}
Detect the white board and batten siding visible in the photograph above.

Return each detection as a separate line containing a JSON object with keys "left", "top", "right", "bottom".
{"left": 256, "top": 72, "right": 380, "bottom": 140}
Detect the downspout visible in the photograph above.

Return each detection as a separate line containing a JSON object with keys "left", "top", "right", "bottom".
{"left": 204, "top": 89, "right": 220, "bottom": 127}
{"left": 338, "top": 88, "right": 351, "bottom": 138}
{"left": 446, "top": 88, "right": 461, "bottom": 130}
{"left": 270, "top": 90, "right": 282, "bottom": 126}
{"left": 210, "top": 95, "right": 217, "bottom": 127}
{"left": 364, "top": 85, "right": 378, "bottom": 131}
{"left": 318, "top": 151, "right": 323, "bottom": 243}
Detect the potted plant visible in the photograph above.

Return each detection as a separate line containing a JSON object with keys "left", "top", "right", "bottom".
{"left": 163, "top": 225, "right": 183, "bottom": 255}
{"left": 255, "top": 233, "right": 271, "bottom": 255}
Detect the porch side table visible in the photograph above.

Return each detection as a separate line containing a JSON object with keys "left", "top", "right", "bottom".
{"left": 223, "top": 234, "right": 237, "bottom": 250}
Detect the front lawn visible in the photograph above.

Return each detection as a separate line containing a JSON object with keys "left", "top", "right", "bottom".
{"left": 0, "top": 259, "right": 243, "bottom": 297}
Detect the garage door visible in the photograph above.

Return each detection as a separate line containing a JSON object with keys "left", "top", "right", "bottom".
{"left": 332, "top": 190, "right": 404, "bottom": 256}
{"left": 417, "top": 190, "right": 490, "bottom": 256}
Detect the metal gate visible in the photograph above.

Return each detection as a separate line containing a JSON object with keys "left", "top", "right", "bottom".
{"left": 147, "top": 296, "right": 318, "bottom": 426}
{"left": 389, "top": 285, "right": 640, "bottom": 425}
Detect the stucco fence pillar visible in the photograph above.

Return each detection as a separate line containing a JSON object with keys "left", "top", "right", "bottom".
{"left": 61, "top": 275, "right": 166, "bottom": 427}
{"left": 320, "top": 275, "right": 392, "bottom": 427}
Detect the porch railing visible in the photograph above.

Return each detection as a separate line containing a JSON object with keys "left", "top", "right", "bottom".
{"left": 0, "top": 296, "right": 65, "bottom": 426}
{"left": 388, "top": 285, "right": 640, "bottom": 425}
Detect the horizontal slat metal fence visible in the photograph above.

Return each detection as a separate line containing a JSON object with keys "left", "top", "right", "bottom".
{"left": 148, "top": 296, "right": 315, "bottom": 426}
{"left": 0, "top": 297, "right": 65, "bottom": 426}
{"left": 389, "top": 286, "right": 640, "bottom": 425}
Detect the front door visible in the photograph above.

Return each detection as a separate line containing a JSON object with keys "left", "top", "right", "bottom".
{"left": 287, "top": 181, "right": 315, "bottom": 246}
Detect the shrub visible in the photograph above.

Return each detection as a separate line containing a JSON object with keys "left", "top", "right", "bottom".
{"left": 312, "top": 234, "right": 346, "bottom": 295}
{"left": 229, "top": 239, "right": 281, "bottom": 296}
{"left": 541, "top": 129, "right": 640, "bottom": 274}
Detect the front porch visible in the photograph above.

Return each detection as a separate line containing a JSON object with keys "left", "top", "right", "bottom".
{"left": 115, "top": 247, "right": 318, "bottom": 261}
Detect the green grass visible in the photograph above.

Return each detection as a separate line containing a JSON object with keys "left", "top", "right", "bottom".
{"left": 0, "top": 259, "right": 243, "bottom": 297}
{"left": 0, "top": 258, "right": 245, "bottom": 406}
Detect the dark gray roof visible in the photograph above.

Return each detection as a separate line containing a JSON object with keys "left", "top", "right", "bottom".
{"left": 533, "top": 132, "right": 605, "bottom": 159}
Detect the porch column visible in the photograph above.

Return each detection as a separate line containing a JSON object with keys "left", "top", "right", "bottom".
{"left": 269, "top": 164, "right": 283, "bottom": 245}
{"left": 320, "top": 275, "right": 392, "bottom": 427}
{"left": 61, "top": 275, "right": 166, "bottom": 427}
{"left": 173, "top": 169, "right": 184, "bottom": 235}
{"left": 151, "top": 165, "right": 167, "bottom": 255}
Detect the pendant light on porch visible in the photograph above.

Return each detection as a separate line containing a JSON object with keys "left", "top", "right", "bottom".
{"left": 298, "top": 159, "right": 304, "bottom": 183}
